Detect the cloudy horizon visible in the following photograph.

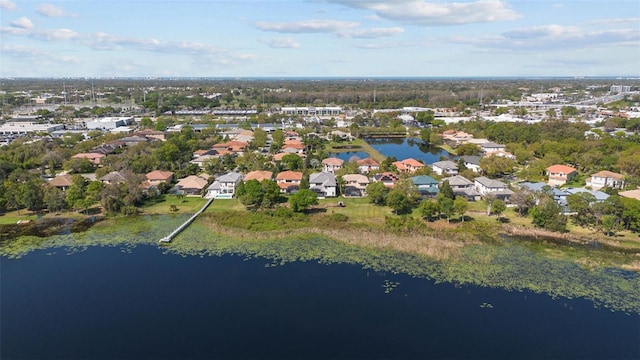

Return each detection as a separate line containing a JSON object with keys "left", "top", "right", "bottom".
{"left": 1, "top": 0, "right": 639, "bottom": 78}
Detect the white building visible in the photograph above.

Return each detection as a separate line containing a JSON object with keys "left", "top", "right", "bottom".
{"left": 281, "top": 107, "right": 343, "bottom": 116}
{"left": 309, "top": 172, "right": 337, "bottom": 198}
{"left": 86, "top": 117, "right": 134, "bottom": 130}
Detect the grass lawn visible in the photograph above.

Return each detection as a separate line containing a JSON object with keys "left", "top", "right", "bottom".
{"left": 141, "top": 195, "right": 207, "bottom": 214}
{"left": 0, "top": 210, "right": 40, "bottom": 225}
{"left": 317, "top": 197, "right": 393, "bottom": 222}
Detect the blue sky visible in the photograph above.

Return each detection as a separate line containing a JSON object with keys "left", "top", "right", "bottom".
{"left": 1, "top": 0, "right": 639, "bottom": 77}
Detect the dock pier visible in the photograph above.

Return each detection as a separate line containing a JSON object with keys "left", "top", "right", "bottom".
{"left": 159, "top": 197, "right": 214, "bottom": 243}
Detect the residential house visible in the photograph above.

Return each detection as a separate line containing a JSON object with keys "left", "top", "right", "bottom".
{"left": 411, "top": 175, "right": 439, "bottom": 197}
{"left": 48, "top": 174, "right": 74, "bottom": 191}
{"left": 460, "top": 156, "right": 482, "bottom": 173}
{"left": 243, "top": 170, "right": 273, "bottom": 183}
{"left": 342, "top": 174, "right": 370, "bottom": 197}
{"left": 474, "top": 176, "right": 513, "bottom": 200}
{"left": 275, "top": 170, "right": 303, "bottom": 194}
{"left": 133, "top": 129, "right": 165, "bottom": 141}
{"left": 619, "top": 189, "right": 640, "bottom": 201}
{"left": 212, "top": 140, "right": 248, "bottom": 155}
{"left": 373, "top": 172, "right": 400, "bottom": 188}
{"left": 357, "top": 157, "right": 380, "bottom": 174}
{"left": 174, "top": 175, "right": 208, "bottom": 196}
{"left": 273, "top": 152, "right": 305, "bottom": 162}
{"left": 432, "top": 160, "right": 459, "bottom": 176}
{"left": 322, "top": 157, "right": 344, "bottom": 173}
{"left": 478, "top": 142, "right": 506, "bottom": 156}
{"left": 283, "top": 139, "right": 305, "bottom": 153}
{"left": 71, "top": 152, "right": 105, "bottom": 165}
{"left": 145, "top": 170, "right": 174, "bottom": 187}
{"left": 565, "top": 187, "right": 609, "bottom": 202}
{"left": 394, "top": 158, "right": 426, "bottom": 173}
{"left": 442, "top": 130, "right": 474, "bottom": 146}
{"left": 309, "top": 172, "right": 337, "bottom": 198}
{"left": 100, "top": 171, "right": 126, "bottom": 185}
{"left": 520, "top": 181, "right": 569, "bottom": 208}
{"left": 206, "top": 172, "right": 243, "bottom": 199}
{"left": 547, "top": 164, "right": 578, "bottom": 186}
{"left": 441, "top": 175, "right": 480, "bottom": 201}
{"left": 586, "top": 170, "right": 625, "bottom": 190}
{"left": 119, "top": 135, "right": 149, "bottom": 146}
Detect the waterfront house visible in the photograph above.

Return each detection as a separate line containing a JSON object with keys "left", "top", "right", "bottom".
{"left": 342, "top": 174, "right": 370, "bottom": 197}
{"left": 309, "top": 172, "right": 337, "bottom": 198}
{"left": 474, "top": 176, "right": 513, "bottom": 200}
{"left": 48, "top": 174, "right": 74, "bottom": 191}
{"left": 565, "top": 187, "right": 609, "bottom": 202}
{"left": 275, "top": 170, "right": 303, "bottom": 194}
{"left": 206, "top": 172, "right": 243, "bottom": 199}
{"left": 357, "top": 157, "right": 380, "bottom": 174}
{"left": 394, "top": 158, "right": 426, "bottom": 173}
{"left": 520, "top": 182, "right": 569, "bottom": 207}
{"left": 146, "top": 170, "right": 174, "bottom": 186}
{"left": 546, "top": 164, "right": 578, "bottom": 186}
{"left": 586, "top": 170, "right": 625, "bottom": 191}
{"left": 322, "top": 157, "right": 344, "bottom": 173}
{"left": 441, "top": 175, "right": 481, "bottom": 201}
{"left": 174, "top": 175, "right": 208, "bottom": 196}
{"left": 432, "top": 160, "right": 459, "bottom": 176}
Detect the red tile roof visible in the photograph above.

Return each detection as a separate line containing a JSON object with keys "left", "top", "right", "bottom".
{"left": 276, "top": 171, "right": 303, "bottom": 181}
{"left": 547, "top": 164, "right": 577, "bottom": 174}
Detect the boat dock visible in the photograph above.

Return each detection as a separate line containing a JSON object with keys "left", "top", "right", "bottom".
{"left": 159, "top": 197, "right": 214, "bottom": 243}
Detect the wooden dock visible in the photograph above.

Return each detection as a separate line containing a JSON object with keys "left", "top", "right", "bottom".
{"left": 159, "top": 197, "right": 214, "bottom": 243}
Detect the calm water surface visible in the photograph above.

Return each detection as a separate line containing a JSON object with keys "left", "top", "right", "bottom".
{"left": 365, "top": 137, "right": 452, "bottom": 164}
{"left": 2, "top": 245, "right": 638, "bottom": 359}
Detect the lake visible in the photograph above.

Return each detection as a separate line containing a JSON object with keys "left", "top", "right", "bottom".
{"left": 365, "top": 137, "right": 452, "bottom": 164}
{"left": 2, "top": 244, "right": 639, "bottom": 359}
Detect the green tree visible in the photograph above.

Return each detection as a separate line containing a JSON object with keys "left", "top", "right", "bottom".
{"left": 480, "top": 156, "right": 516, "bottom": 178}
{"left": 439, "top": 180, "right": 455, "bottom": 200}
{"left": 453, "top": 197, "right": 469, "bottom": 222}
{"left": 281, "top": 154, "right": 303, "bottom": 170}
{"left": 239, "top": 179, "right": 264, "bottom": 210}
{"left": 420, "top": 128, "right": 432, "bottom": 144}
{"left": 366, "top": 181, "right": 389, "bottom": 206}
{"left": 261, "top": 180, "right": 282, "bottom": 208}
{"left": 567, "top": 192, "right": 596, "bottom": 227}
{"left": 387, "top": 189, "right": 410, "bottom": 215}
{"left": 251, "top": 128, "right": 268, "bottom": 149}
{"left": 419, "top": 199, "right": 439, "bottom": 221}
{"left": 530, "top": 197, "right": 567, "bottom": 232}
{"left": 43, "top": 186, "right": 66, "bottom": 213}
{"left": 490, "top": 199, "right": 506, "bottom": 218}
{"left": 456, "top": 144, "right": 480, "bottom": 156}
{"left": 438, "top": 197, "right": 454, "bottom": 222}
{"left": 289, "top": 189, "right": 318, "bottom": 212}
{"left": 270, "top": 129, "right": 285, "bottom": 153}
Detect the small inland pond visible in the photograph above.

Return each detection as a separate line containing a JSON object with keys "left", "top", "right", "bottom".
{"left": 1, "top": 215, "right": 639, "bottom": 359}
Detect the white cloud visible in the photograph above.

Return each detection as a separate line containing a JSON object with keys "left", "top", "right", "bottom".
{"left": 10, "top": 17, "right": 33, "bottom": 29}
{"left": 329, "top": 0, "right": 521, "bottom": 26}
{"left": 338, "top": 27, "right": 404, "bottom": 38}
{"left": 0, "top": 0, "right": 17, "bottom": 10}
{"left": 1, "top": 44, "right": 47, "bottom": 57}
{"left": 255, "top": 19, "right": 359, "bottom": 33}
{"left": 37, "top": 3, "right": 77, "bottom": 18}
{"left": 260, "top": 37, "right": 300, "bottom": 49}
{"left": 255, "top": 19, "right": 403, "bottom": 39}
{"left": 589, "top": 17, "right": 640, "bottom": 25}
{"left": 448, "top": 24, "right": 640, "bottom": 50}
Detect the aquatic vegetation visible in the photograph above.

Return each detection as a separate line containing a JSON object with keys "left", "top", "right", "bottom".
{"left": 1, "top": 213, "right": 639, "bottom": 314}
